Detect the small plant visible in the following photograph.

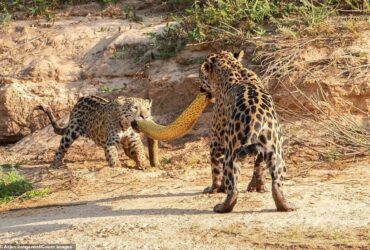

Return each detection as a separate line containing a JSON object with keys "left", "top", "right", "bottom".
{"left": 123, "top": 4, "right": 143, "bottom": 22}
{"left": 343, "top": 18, "right": 362, "bottom": 35}
{"left": 98, "top": 0, "right": 118, "bottom": 4}
{"left": 149, "top": 23, "right": 187, "bottom": 58}
{"left": 0, "top": 163, "right": 21, "bottom": 169}
{"left": 0, "top": 170, "right": 32, "bottom": 204}
{"left": 299, "top": 0, "right": 332, "bottom": 28}
{"left": 22, "top": 188, "right": 50, "bottom": 201}
{"left": 160, "top": 157, "right": 172, "bottom": 165}
{"left": 100, "top": 85, "right": 111, "bottom": 93}
{"left": 338, "top": 0, "right": 370, "bottom": 10}
{"left": 166, "top": 0, "right": 194, "bottom": 8}
{"left": 110, "top": 47, "right": 126, "bottom": 60}
{"left": 277, "top": 25, "right": 298, "bottom": 39}
{"left": 187, "top": 27, "right": 205, "bottom": 42}
{"left": 98, "top": 27, "right": 111, "bottom": 32}
{"left": 352, "top": 51, "right": 368, "bottom": 58}
{"left": 0, "top": 168, "right": 49, "bottom": 204}
{"left": 0, "top": 12, "right": 12, "bottom": 27}
{"left": 110, "top": 44, "right": 149, "bottom": 63}
{"left": 1, "top": 0, "right": 120, "bottom": 23}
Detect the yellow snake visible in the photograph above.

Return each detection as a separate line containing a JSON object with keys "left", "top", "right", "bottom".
{"left": 136, "top": 93, "right": 210, "bottom": 141}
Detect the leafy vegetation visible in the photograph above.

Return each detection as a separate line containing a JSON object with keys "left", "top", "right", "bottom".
{"left": 148, "top": 23, "right": 188, "bottom": 58}
{"left": 149, "top": 0, "right": 370, "bottom": 58}
{"left": 0, "top": 12, "right": 12, "bottom": 26}
{"left": 123, "top": 4, "right": 143, "bottom": 22}
{"left": 160, "top": 156, "right": 172, "bottom": 165}
{"left": 110, "top": 44, "right": 149, "bottom": 63}
{"left": 0, "top": 0, "right": 118, "bottom": 21}
{"left": 0, "top": 169, "right": 32, "bottom": 204}
{"left": 0, "top": 166, "right": 49, "bottom": 205}
{"left": 22, "top": 188, "right": 50, "bottom": 200}
{"left": 164, "top": 0, "right": 194, "bottom": 11}
{"left": 0, "top": 163, "right": 21, "bottom": 169}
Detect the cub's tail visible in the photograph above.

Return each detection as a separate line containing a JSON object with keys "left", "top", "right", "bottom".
{"left": 35, "top": 105, "right": 67, "bottom": 135}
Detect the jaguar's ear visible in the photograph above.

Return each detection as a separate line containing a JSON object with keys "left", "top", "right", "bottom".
{"left": 204, "top": 62, "right": 211, "bottom": 72}
{"left": 146, "top": 98, "right": 152, "bottom": 106}
{"left": 203, "top": 54, "right": 217, "bottom": 73}
{"left": 234, "top": 50, "right": 245, "bottom": 62}
{"left": 116, "top": 96, "right": 126, "bottom": 105}
{"left": 202, "top": 62, "right": 212, "bottom": 73}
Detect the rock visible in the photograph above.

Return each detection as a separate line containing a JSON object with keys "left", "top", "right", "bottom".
{"left": 65, "top": 3, "right": 101, "bottom": 17}
{"left": 0, "top": 39, "right": 16, "bottom": 53}
{"left": 101, "top": 4, "right": 123, "bottom": 18}
{"left": 0, "top": 81, "right": 97, "bottom": 144}
{"left": 20, "top": 57, "right": 80, "bottom": 82}
{"left": 107, "top": 23, "right": 167, "bottom": 50}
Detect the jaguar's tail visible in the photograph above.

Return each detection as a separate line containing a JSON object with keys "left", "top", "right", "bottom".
{"left": 35, "top": 105, "right": 67, "bottom": 135}
{"left": 237, "top": 122, "right": 264, "bottom": 161}
{"left": 237, "top": 143, "right": 264, "bottom": 161}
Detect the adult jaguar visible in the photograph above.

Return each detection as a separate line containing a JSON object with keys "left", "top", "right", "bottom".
{"left": 198, "top": 50, "right": 295, "bottom": 213}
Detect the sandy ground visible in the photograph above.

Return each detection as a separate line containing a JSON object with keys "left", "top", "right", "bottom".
{"left": 0, "top": 136, "right": 369, "bottom": 249}
{"left": 0, "top": 2, "right": 369, "bottom": 249}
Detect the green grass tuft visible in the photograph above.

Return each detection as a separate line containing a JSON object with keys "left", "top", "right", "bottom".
{"left": 0, "top": 168, "right": 49, "bottom": 205}
{"left": 0, "top": 163, "right": 21, "bottom": 169}
{"left": 22, "top": 188, "right": 50, "bottom": 201}
{"left": 123, "top": 4, "right": 143, "bottom": 22}
{"left": 160, "top": 157, "right": 172, "bottom": 165}
{"left": 0, "top": 170, "right": 32, "bottom": 204}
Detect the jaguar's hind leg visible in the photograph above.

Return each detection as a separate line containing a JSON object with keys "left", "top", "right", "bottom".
{"left": 267, "top": 152, "right": 295, "bottom": 212}
{"left": 104, "top": 143, "right": 121, "bottom": 168}
{"left": 52, "top": 125, "right": 80, "bottom": 168}
{"left": 247, "top": 152, "right": 267, "bottom": 192}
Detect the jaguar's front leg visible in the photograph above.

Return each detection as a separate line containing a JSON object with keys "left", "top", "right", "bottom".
{"left": 213, "top": 155, "right": 239, "bottom": 213}
{"left": 122, "top": 132, "right": 147, "bottom": 170}
{"left": 203, "top": 140, "right": 225, "bottom": 194}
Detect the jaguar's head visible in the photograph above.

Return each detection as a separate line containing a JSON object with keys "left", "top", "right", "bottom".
{"left": 199, "top": 50, "right": 244, "bottom": 102}
{"left": 127, "top": 97, "right": 152, "bottom": 121}
{"left": 116, "top": 97, "right": 152, "bottom": 129}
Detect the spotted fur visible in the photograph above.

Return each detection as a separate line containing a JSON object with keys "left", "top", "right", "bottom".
{"left": 37, "top": 95, "right": 152, "bottom": 169}
{"left": 200, "top": 50, "right": 295, "bottom": 213}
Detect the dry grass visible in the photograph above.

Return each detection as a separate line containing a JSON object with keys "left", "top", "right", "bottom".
{"left": 250, "top": 18, "right": 370, "bottom": 162}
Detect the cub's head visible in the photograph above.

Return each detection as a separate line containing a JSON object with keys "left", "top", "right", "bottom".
{"left": 199, "top": 50, "right": 244, "bottom": 102}
{"left": 116, "top": 97, "right": 152, "bottom": 128}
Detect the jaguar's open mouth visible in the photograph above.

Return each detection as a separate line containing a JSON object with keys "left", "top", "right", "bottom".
{"left": 133, "top": 92, "right": 211, "bottom": 141}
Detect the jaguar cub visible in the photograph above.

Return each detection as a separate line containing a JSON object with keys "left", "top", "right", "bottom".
{"left": 199, "top": 50, "right": 295, "bottom": 213}
{"left": 37, "top": 95, "right": 152, "bottom": 169}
